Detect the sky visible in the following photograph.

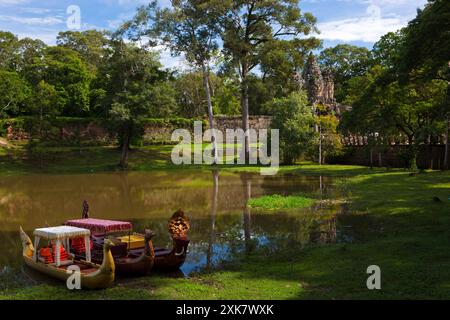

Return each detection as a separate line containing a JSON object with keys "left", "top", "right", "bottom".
{"left": 0, "top": 0, "right": 428, "bottom": 69}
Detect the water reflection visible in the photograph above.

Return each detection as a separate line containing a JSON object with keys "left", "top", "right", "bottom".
{"left": 206, "top": 170, "right": 218, "bottom": 270}
{"left": 0, "top": 170, "right": 347, "bottom": 279}
{"left": 241, "top": 173, "right": 253, "bottom": 254}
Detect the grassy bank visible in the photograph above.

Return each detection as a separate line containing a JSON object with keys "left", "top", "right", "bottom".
{"left": 1, "top": 144, "right": 450, "bottom": 299}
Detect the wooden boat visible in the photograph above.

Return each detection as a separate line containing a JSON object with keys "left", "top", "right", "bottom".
{"left": 65, "top": 218, "right": 156, "bottom": 276}
{"left": 20, "top": 226, "right": 115, "bottom": 289}
{"left": 137, "top": 237, "right": 189, "bottom": 271}
{"left": 66, "top": 209, "right": 191, "bottom": 272}
{"left": 129, "top": 209, "right": 191, "bottom": 271}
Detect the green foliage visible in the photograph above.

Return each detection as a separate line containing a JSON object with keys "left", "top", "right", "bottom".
{"left": 266, "top": 92, "right": 316, "bottom": 164}
{"left": 341, "top": 14, "right": 450, "bottom": 171}
{"left": 222, "top": 0, "right": 318, "bottom": 72}
{"left": 401, "top": 0, "right": 450, "bottom": 81}
{"left": 30, "top": 46, "right": 93, "bottom": 116}
{"left": 173, "top": 71, "right": 240, "bottom": 116}
{"left": 31, "top": 81, "right": 62, "bottom": 116}
{"left": 372, "top": 30, "right": 407, "bottom": 72}
{"left": 316, "top": 107, "right": 344, "bottom": 163}
{"left": 0, "top": 31, "right": 20, "bottom": 70}
{"left": 56, "top": 30, "right": 109, "bottom": 72}
{"left": 319, "top": 44, "right": 372, "bottom": 102}
{"left": 0, "top": 70, "right": 30, "bottom": 117}
{"left": 248, "top": 194, "right": 315, "bottom": 210}
{"left": 213, "top": 80, "right": 240, "bottom": 115}
{"left": 100, "top": 39, "right": 177, "bottom": 166}
{"left": 0, "top": 31, "right": 46, "bottom": 74}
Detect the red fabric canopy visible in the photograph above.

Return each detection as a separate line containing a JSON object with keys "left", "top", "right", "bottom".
{"left": 65, "top": 218, "right": 132, "bottom": 234}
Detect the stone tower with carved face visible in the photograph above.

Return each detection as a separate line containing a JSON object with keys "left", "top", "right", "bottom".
{"left": 301, "top": 53, "right": 348, "bottom": 118}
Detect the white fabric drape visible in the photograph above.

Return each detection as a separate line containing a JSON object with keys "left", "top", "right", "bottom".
{"left": 85, "top": 235, "right": 91, "bottom": 262}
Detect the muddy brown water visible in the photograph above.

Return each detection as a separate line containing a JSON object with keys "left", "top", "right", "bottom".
{"left": 0, "top": 170, "right": 350, "bottom": 280}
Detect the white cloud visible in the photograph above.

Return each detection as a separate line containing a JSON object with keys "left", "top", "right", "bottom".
{"left": 0, "top": 0, "right": 29, "bottom": 5}
{"left": 317, "top": 16, "right": 405, "bottom": 42}
{"left": 364, "top": 0, "right": 426, "bottom": 6}
{"left": 99, "top": 0, "right": 148, "bottom": 7}
{"left": 18, "top": 7, "right": 53, "bottom": 14}
{"left": 11, "top": 28, "right": 59, "bottom": 44}
{"left": 0, "top": 15, "right": 63, "bottom": 26}
{"left": 316, "top": 3, "right": 422, "bottom": 42}
{"left": 336, "top": 0, "right": 426, "bottom": 5}
{"left": 158, "top": 48, "right": 189, "bottom": 71}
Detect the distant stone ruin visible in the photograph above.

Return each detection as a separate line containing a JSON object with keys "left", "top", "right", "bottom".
{"left": 295, "top": 54, "right": 351, "bottom": 119}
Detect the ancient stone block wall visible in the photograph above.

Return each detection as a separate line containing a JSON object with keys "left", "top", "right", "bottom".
{"left": 2, "top": 116, "right": 273, "bottom": 145}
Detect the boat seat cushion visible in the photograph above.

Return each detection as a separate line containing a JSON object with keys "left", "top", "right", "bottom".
{"left": 39, "top": 247, "right": 54, "bottom": 264}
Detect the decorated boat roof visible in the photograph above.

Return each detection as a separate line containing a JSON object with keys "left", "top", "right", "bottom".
{"left": 34, "top": 226, "right": 91, "bottom": 240}
{"left": 65, "top": 218, "right": 133, "bottom": 234}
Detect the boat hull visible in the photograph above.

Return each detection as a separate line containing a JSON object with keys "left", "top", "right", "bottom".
{"left": 153, "top": 250, "right": 186, "bottom": 271}
{"left": 130, "top": 238, "right": 190, "bottom": 271}
{"left": 86, "top": 253, "right": 154, "bottom": 276}
{"left": 23, "top": 256, "right": 114, "bottom": 290}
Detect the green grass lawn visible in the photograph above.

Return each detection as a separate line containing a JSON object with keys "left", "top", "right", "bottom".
{"left": 1, "top": 143, "right": 450, "bottom": 299}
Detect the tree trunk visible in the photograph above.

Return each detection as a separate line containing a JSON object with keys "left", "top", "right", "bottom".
{"left": 318, "top": 123, "right": 322, "bottom": 165}
{"left": 119, "top": 124, "right": 131, "bottom": 169}
{"left": 202, "top": 63, "right": 218, "bottom": 164}
{"left": 39, "top": 107, "right": 43, "bottom": 140}
{"left": 370, "top": 147, "right": 373, "bottom": 169}
{"left": 241, "top": 66, "right": 250, "bottom": 162}
{"left": 206, "top": 170, "right": 219, "bottom": 269}
{"left": 444, "top": 116, "right": 449, "bottom": 170}
{"left": 241, "top": 173, "right": 252, "bottom": 254}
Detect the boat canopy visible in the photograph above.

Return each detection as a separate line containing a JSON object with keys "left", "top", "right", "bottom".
{"left": 33, "top": 226, "right": 91, "bottom": 267}
{"left": 65, "top": 218, "right": 133, "bottom": 235}
{"left": 34, "top": 226, "right": 90, "bottom": 240}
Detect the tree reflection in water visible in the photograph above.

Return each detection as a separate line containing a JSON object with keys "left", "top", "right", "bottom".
{"left": 0, "top": 171, "right": 349, "bottom": 277}
{"left": 206, "top": 170, "right": 219, "bottom": 269}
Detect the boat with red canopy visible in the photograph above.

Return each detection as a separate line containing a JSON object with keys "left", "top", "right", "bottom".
{"left": 65, "top": 209, "right": 190, "bottom": 272}
{"left": 65, "top": 218, "right": 155, "bottom": 276}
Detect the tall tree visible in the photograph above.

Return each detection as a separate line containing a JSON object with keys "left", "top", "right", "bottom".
{"left": 31, "top": 81, "right": 62, "bottom": 138}
{"left": 103, "top": 40, "right": 176, "bottom": 168}
{"left": 26, "top": 46, "right": 92, "bottom": 116}
{"left": 319, "top": 44, "right": 372, "bottom": 102}
{"left": 401, "top": 0, "right": 450, "bottom": 169}
{"left": 56, "top": 30, "right": 109, "bottom": 72}
{"left": 0, "top": 31, "right": 20, "bottom": 71}
{"left": 0, "top": 32, "right": 47, "bottom": 75}
{"left": 0, "top": 70, "right": 30, "bottom": 117}
{"left": 265, "top": 92, "right": 316, "bottom": 165}
{"left": 222, "top": 0, "right": 318, "bottom": 160}
{"left": 122, "top": 0, "right": 225, "bottom": 164}
{"left": 174, "top": 71, "right": 240, "bottom": 117}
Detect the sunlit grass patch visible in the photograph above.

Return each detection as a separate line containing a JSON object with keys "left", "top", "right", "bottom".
{"left": 248, "top": 194, "right": 315, "bottom": 210}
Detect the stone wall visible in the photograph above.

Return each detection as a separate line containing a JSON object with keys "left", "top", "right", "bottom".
{"left": 2, "top": 116, "right": 273, "bottom": 145}
{"left": 214, "top": 115, "right": 272, "bottom": 132}
{"left": 329, "top": 145, "right": 447, "bottom": 170}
